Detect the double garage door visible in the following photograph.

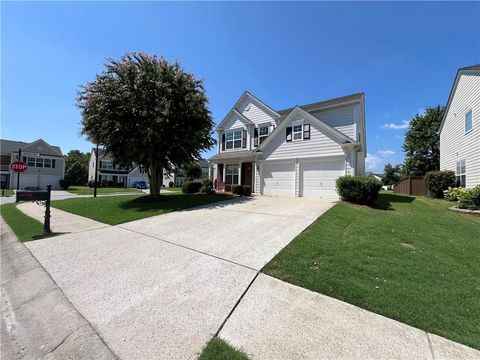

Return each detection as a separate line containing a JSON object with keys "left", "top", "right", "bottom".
{"left": 261, "top": 159, "right": 345, "bottom": 198}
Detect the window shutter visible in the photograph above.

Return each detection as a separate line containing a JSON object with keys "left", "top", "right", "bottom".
{"left": 242, "top": 130, "right": 247, "bottom": 148}
{"left": 303, "top": 124, "right": 310, "bottom": 140}
{"left": 221, "top": 134, "right": 226, "bottom": 151}
{"left": 52, "top": 159, "right": 56, "bottom": 169}
{"left": 254, "top": 128, "right": 259, "bottom": 147}
{"left": 99, "top": 160, "right": 102, "bottom": 168}
{"left": 286, "top": 126, "right": 292, "bottom": 142}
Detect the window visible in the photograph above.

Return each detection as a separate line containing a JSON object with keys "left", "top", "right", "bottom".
{"left": 259, "top": 125, "right": 269, "bottom": 145}
{"left": 465, "top": 110, "right": 473, "bottom": 133}
{"left": 44, "top": 158, "right": 52, "bottom": 168}
{"left": 35, "top": 158, "right": 44, "bottom": 168}
{"left": 456, "top": 160, "right": 466, "bottom": 187}
{"left": 24, "top": 157, "right": 35, "bottom": 167}
{"left": 226, "top": 130, "right": 242, "bottom": 150}
{"left": 225, "top": 164, "right": 239, "bottom": 185}
{"left": 101, "top": 160, "right": 113, "bottom": 169}
{"left": 293, "top": 123, "right": 303, "bottom": 140}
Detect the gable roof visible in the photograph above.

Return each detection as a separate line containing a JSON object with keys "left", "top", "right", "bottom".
{"left": 439, "top": 64, "right": 480, "bottom": 134}
{"left": 216, "top": 109, "right": 253, "bottom": 131}
{"left": 256, "top": 106, "right": 357, "bottom": 152}
{"left": 0, "top": 138, "right": 63, "bottom": 157}
{"left": 216, "top": 91, "right": 280, "bottom": 130}
{"left": 277, "top": 93, "right": 364, "bottom": 116}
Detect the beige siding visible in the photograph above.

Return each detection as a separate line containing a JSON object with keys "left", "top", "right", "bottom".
{"left": 262, "top": 113, "right": 345, "bottom": 161}
{"left": 440, "top": 72, "right": 480, "bottom": 188}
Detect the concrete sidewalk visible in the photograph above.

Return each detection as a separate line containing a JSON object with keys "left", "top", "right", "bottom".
{"left": 0, "top": 218, "right": 115, "bottom": 359}
{"left": 17, "top": 202, "right": 107, "bottom": 234}
{"left": 219, "top": 274, "right": 480, "bottom": 360}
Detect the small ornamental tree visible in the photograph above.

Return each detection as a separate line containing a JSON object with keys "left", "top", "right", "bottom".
{"left": 185, "top": 162, "right": 203, "bottom": 181}
{"left": 77, "top": 53, "right": 215, "bottom": 198}
{"left": 383, "top": 163, "right": 402, "bottom": 186}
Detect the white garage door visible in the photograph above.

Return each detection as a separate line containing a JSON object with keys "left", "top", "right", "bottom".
{"left": 262, "top": 162, "right": 295, "bottom": 196}
{"left": 128, "top": 176, "right": 144, "bottom": 188}
{"left": 39, "top": 176, "right": 62, "bottom": 189}
{"left": 301, "top": 160, "right": 345, "bottom": 198}
{"left": 17, "top": 174, "right": 39, "bottom": 189}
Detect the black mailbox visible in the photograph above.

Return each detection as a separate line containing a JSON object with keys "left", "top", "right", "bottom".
{"left": 16, "top": 191, "right": 49, "bottom": 202}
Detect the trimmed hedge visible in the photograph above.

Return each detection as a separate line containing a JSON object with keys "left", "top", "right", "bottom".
{"left": 182, "top": 181, "right": 202, "bottom": 194}
{"left": 59, "top": 179, "right": 70, "bottom": 190}
{"left": 243, "top": 185, "right": 252, "bottom": 196}
{"left": 425, "top": 170, "right": 456, "bottom": 198}
{"left": 458, "top": 185, "right": 480, "bottom": 210}
{"left": 201, "top": 178, "right": 215, "bottom": 195}
{"left": 231, "top": 184, "right": 243, "bottom": 195}
{"left": 336, "top": 176, "right": 382, "bottom": 204}
{"left": 168, "top": 181, "right": 174, "bottom": 188}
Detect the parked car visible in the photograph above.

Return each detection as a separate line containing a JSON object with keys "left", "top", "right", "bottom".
{"left": 132, "top": 181, "right": 147, "bottom": 189}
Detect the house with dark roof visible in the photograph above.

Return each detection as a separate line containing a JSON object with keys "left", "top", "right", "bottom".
{"left": 209, "top": 91, "right": 366, "bottom": 197}
{"left": 439, "top": 64, "right": 480, "bottom": 188}
{"left": 0, "top": 138, "right": 65, "bottom": 189}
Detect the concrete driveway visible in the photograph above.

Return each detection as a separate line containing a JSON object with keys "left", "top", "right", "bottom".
{"left": 25, "top": 196, "right": 335, "bottom": 359}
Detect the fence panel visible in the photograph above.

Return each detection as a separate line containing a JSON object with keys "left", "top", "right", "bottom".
{"left": 393, "top": 176, "right": 427, "bottom": 196}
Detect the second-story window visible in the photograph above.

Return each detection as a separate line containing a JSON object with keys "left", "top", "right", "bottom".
{"left": 465, "top": 110, "right": 473, "bottom": 133}
{"left": 226, "top": 130, "right": 242, "bottom": 150}
{"left": 101, "top": 160, "right": 114, "bottom": 169}
{"left": 259, "top": 125, "right": 269, "bottom": 145}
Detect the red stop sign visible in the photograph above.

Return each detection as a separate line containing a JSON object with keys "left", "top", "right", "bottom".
{"left": 11, "top": 161, "right": 27, "bottom": 172}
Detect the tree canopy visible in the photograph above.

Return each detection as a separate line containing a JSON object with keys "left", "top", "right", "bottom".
{"left": 402, "top": 106, "right": 444, "bottom": 176}
{"left": 77, "top": 53, "right": 215, "bottom": 197}
{"left": 185, "top": 162, "right": 203, "bottom": 181}
{"left": 64, "top": 150, "right": 89, "bottom": 185}
{"left": 382, "top": 163, "right": 402, "bottom": 186}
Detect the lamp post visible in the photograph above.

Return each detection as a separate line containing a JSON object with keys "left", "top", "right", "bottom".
{"left": 94, "top": 144, "right": 99, "bottom": 198}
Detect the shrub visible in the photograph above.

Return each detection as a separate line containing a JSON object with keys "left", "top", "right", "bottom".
{"left": 201, "top": 178, "right": 215, "bottom": 195}
{"left": 425, "top": 170, "right": 456, "bottom": 198}
{"left": 231, "top": 184, "right": 244, "bottom": 196}
{"left": 336, "top": 176, "right": 382, "bottom": 204}
{"left": 458, "top": 185, "right": 480, "bottom": 210}
{"left": 182, "top": 181, "right": 202, "bottom": 194}
{"left": 168, "top": 181, "right": 174, "bottom": 188}
{"left": 59, "top": 179, "right": 70, "bottom": 190}
{"left": 444, "top": 187, "right": 467, "bottom": 201}
{"left": 243, "top": 185, "right": 252, "bottom": 196}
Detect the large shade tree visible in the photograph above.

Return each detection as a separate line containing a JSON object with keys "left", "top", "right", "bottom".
{"left": 64, "top": 150, "right": 89, "bottom": 185}
{"left": 402, "top": 106, "right": 444, "bottom": 176}
{"left": 77, "top": 53, "right": 215, "bottom": 197}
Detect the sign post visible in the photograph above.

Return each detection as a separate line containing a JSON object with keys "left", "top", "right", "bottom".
{"left": 16, "top": 185, "right": 52, "bottom": 234}
{"left": 11, "top": 148, "right": 27, "bottom": 190}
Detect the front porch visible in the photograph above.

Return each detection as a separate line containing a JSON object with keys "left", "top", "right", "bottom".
{"left": 213, "top": 161, "right": 255, "bottom": 193}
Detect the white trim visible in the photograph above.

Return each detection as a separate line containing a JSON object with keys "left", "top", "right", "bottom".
{"left": 464, "top": 109, "right": 473, "bottom": 134}
{"left": 224, "top": 128, "right": 244, "bottom": 151}
{"left": 292, "top": 121, "right": 304, "bottom": 141}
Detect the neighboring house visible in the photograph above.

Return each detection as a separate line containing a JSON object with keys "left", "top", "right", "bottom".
{"left": 88, "top": 149, "right": 186, "bottom": 187}
{"left": 0, "top": 138, "right": 65, "bottom": 190}
{"left": 439, "top": 64, "right": 480, "bottom": 188}
{"left": 209, "top": 91, "right": 366, "bottom": 198}
{"left": 366, "top": 172, "right": 391, "bottom": 190}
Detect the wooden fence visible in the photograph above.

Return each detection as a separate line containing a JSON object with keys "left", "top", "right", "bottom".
{"left": 393, "top": 176, "right": 427, "bottom": 196}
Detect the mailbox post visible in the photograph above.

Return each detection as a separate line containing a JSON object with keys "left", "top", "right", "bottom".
{"left": 16, "top": 184, "right": 52, "bottom": 234}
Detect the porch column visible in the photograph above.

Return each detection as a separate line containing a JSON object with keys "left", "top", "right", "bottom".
{"left": 238, "top": 161, "right": 242, "bottom": 185}
{"left": 223, "top": 162, "right": 226, "bottom": 183}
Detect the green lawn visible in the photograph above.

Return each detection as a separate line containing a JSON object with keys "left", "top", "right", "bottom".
{"left": 66, "top": 186, "right": 142, "bottom": 195}
{"left": 52, "top": 193, "right": 234, "bottom": 225}
{"left": 0, "top": 189, "right": 14, "bottom": 197}
{"left": 199, "top": 338, "right": 249, "bottom": 360}
{"left": 1, "top": 204, "right": 61, "bottom": 242}
{"left": 263, "top": 193, "right": 480, "bottom": 349}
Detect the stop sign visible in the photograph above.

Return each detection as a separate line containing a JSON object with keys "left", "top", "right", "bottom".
{"left": 11, "top": 161, "right": 27, "bottom": 173}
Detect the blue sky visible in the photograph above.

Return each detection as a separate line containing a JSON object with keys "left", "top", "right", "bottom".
{"left": 2, "top": 1, "right": 479, "bottom": 172}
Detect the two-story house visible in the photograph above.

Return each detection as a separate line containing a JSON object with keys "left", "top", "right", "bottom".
{"left": 439, "top": 64, "right": 480, "bottom": 188}
{"left": 0, "top": 138, "right": 65, "bottom": 190}
{"left": 209, "top": 91, "right": 366, "bottom": 198}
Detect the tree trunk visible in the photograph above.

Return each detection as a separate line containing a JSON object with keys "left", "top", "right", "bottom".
{"left": 148, "top": 164, "right": 163, "bottom": 198}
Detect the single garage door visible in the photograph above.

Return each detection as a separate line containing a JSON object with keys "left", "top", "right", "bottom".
{"left": 39, "top": 176, "right": 62, "bottom": 189}
{"left": 17, "top": 174, "right": 39, "bottom": 189}
{"left": 262, "top": 162, "right": 295, "bottom": 196}
{"left": 301, "top": 160, "right": 345, "bottom": 198}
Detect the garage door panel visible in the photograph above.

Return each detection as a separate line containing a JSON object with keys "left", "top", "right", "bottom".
{"left": 262, "top": 163, "right": 295, "bottom": 196}
{"left": 301, "top": 161, "right": 344, "bottom": 198}
{"left": 39, "top": 176, "right": 62, "bottom": 189}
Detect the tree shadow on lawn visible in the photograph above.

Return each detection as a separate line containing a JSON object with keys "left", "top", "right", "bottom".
{"left": 118, "top": 193, "right": 249, "bottom": 213}
{"left": 371, "top": 193, "right": 415, "bottom": 211}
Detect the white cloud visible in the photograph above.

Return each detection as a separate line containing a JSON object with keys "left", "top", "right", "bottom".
{"left": 366, "top": 150, "right": 396, "bottom": 171}
{"left": 377, "top": 150, "right": 395, "bottom": 156}
{"left": 383, "top": 120, "right": 410, "bottom": 129}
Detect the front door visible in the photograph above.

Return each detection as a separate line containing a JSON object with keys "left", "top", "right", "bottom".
{"left": 241, "top": 162, "right": 253, "bottom": 192}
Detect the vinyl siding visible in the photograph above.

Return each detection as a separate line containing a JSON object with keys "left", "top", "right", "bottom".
{"left": 440, "top": 72, "right": 480, "bottom": 188}
{"left": 237, "top": 98, "right": 277, "bottom": 126}
{"left": 310, "top": 105, "right": 357, "bottom": 140}
{"left": 222, "top": 112, "right": 249, "bottom": 130}
{"left": 262, "top": 112, "right": 346, "bottom": 161}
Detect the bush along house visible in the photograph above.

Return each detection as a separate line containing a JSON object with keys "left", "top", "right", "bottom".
{"left": 209, "top": 91, "right": 366, "bottom": 198}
